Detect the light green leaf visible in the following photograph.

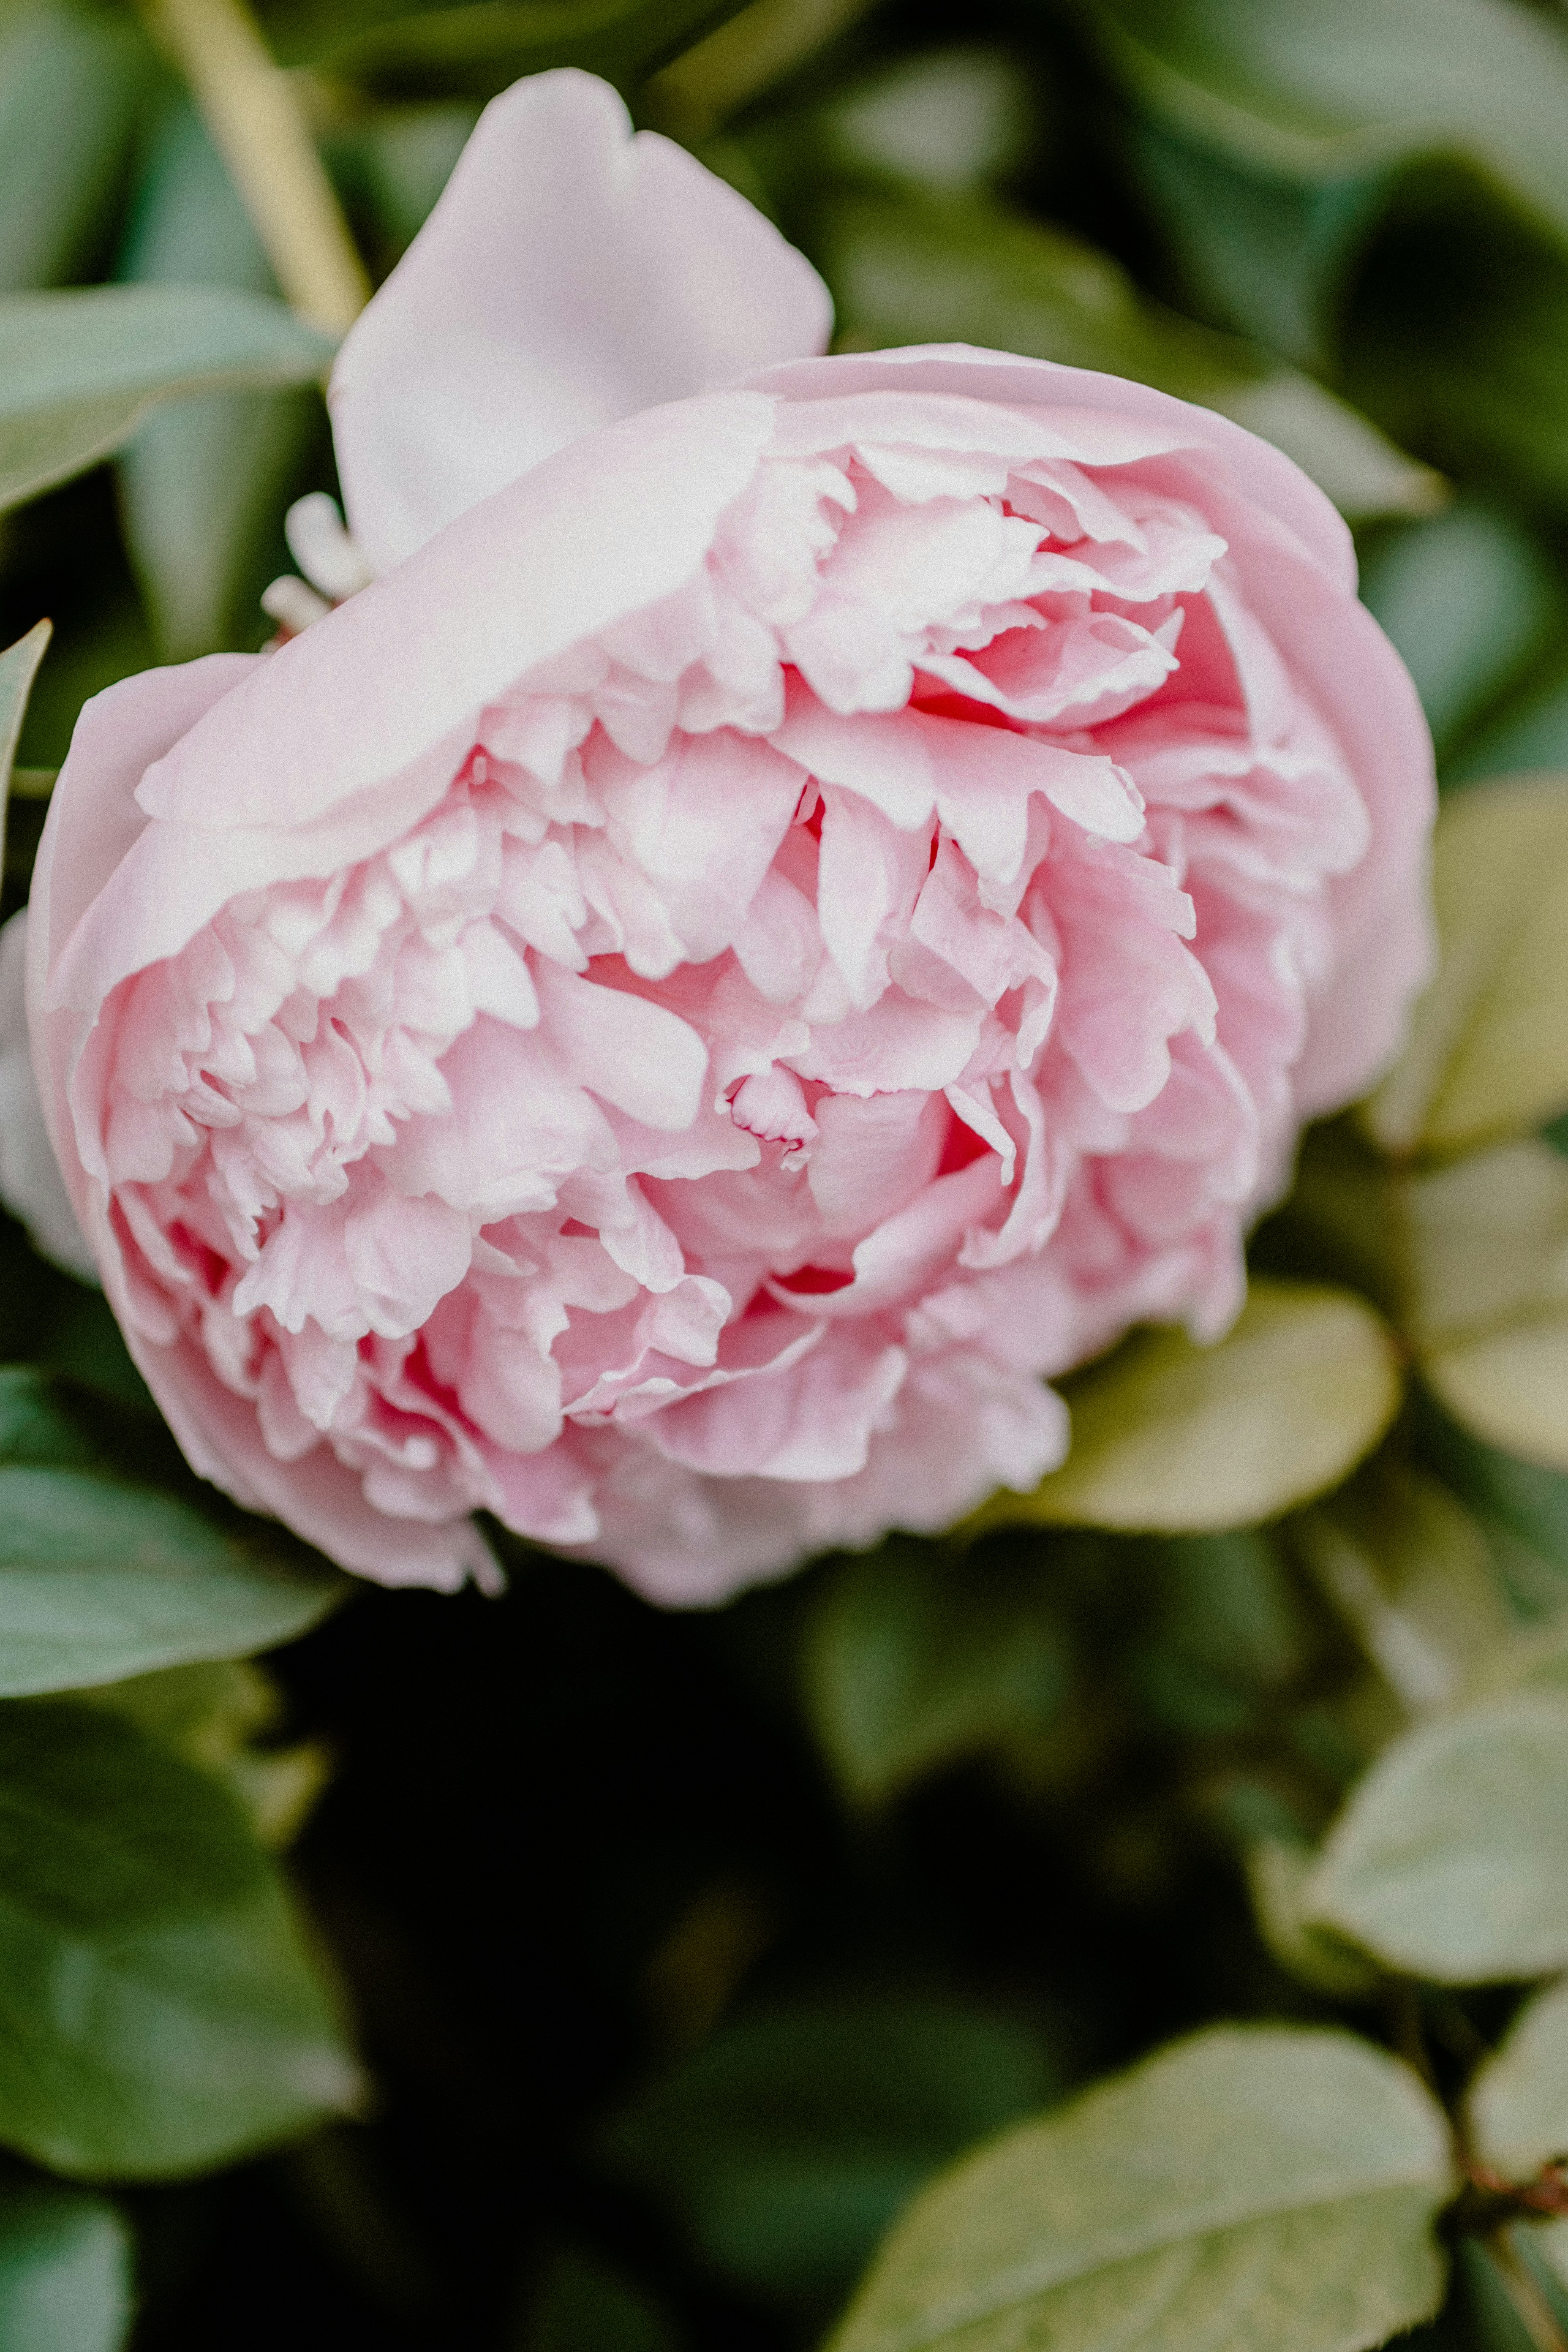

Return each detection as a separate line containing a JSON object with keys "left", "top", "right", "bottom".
{"left": 0, "top": 619, "right": 49, "bottom": 875}
{"left": 972, "top": 1280, "right": 1402, "bottom": 1537}
{"left": 1293, "top": 1464, "right": 1513, "bottom": 1714}
{"left": 820, "top": 185, "right": 1440, "bottom": 522}
{"left": 116, "top": 104, "right": 322, "bottom": 661}
{"left": 828, "top": 2024, "right": 1451, "bottom": 2352}
{"left": 1305, "top": 1690, "right": 1568, "bottom": 1982}
{"left": 0, "top": 1699, "right": 361, "bottom": 2178}
{"left": 1368, "top": 777, "right": 1568, "bottom": 1156}
{"left": 599, "top": 1995, "right": 1061, "bottom": 2309}
{"left": 0, "top": 2178, "right": 131, "bottom": 2352}
{"left": 0, "top": 284, "right": 336, "bottom": 514}
{"left": 803, "top": 1541, "right": 1069, "bottom": 1804}
{"left": 1084, "top": 0, "right": 1568, "bottom": 229}
{"left": 1469, "top": 1975, "right": 1568, "bottom": 2180}
{"left": 1246, "top": 1840, "right": 1381, "bottom": 2000}
{"left": 818, "top": 47, "right": 1034, "bottom": 196}
{"left": 1400, "top": 1141, "right": 1568, "bottom": 1472}
{"left": 0, "top": 1367, "right": 347, "bottom": 1696}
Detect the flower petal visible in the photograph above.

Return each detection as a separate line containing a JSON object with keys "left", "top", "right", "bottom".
{"left": 329, "top": 70, "right": 831, "bottom": 571}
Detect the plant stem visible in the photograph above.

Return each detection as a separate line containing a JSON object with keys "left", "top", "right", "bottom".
{"left": 137, "top": 0, "right": 369, "bottom": 333}
{"left": 1485, "top": 2227, "right": 1568, "bottom": 2352}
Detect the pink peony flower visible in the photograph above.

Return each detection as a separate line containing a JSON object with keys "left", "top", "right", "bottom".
{"left": 20, "top": 72, "right": 1434, "bottom": 1601}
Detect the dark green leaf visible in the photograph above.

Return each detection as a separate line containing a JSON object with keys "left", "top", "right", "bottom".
{"left": 526, "top": 2249, "right": 683, "bottom": 2352}
{"left": 0, "top": 284, "right": 335, "bottom": 514}
{"left": 828, "top": 2024, "right": 1451, "bottom": 2352}
{"left": 320, "top": 0, "right": 754, "bottom": 103}
{"left": 1083, "top": 0, "right": 1568, "bottom": 227}
{"left": 1292, "top": 1464, "right": 1512, "bottom": 1714}
{"left": 0, "top": 1699, "right": 361, "bottom": 2177}
{"left": 819, "top": 184, "right": 1439, "bottom": 521}
{"left": 0, "top": 4, "right": 150, "bottom": 293}
{"left": 803, "top": 1541, "right": 1070, "bottom": 1804}
{"left": 1358, "top": 505, "right": 1562, "bottom": 759}
{"left": 0, "top": 1367, "right": 347, "bottom": 1696}
{"left": 598, "top": 1994, "right": 1062, "bottom": 2307}
{"left": 1306, "top": 1691, "right": 1568, "bottom": 1982}
{"left": 0, "top": 2177, "right": 131, "bottom": 2352}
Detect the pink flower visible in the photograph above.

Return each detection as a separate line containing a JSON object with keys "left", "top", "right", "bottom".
{"left": 21, "top": 72, "right": 1434, "bottom": 1601}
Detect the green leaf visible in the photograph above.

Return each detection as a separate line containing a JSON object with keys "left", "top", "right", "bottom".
{"left": 971, "top": 1280, "right": 1402, "bottom": 1537}
{"left": 0, "top": 2177, "right": 132, "bottom": 2352}
{"left": 1082, "top": 0, "right": 1568, "bottom": 230}
{"left": 819, "top": 185, "right": 1440, "bottom": 522}
{"left": 526, "top": 2248, "right": 683, "bottom": 2352}
{"left": 1305, "top": 1690, "right": 1568, "bottom": 1982}
{"left": 598, "top": 1994, "right": 1061, "bottom": 2308}
{"left": 1246, "top": 1839, "right": 1381, "bottom": 2000}
{"left": 0, "top": 1367, "right": 347, "bottom": 1697}
{"left": 802, "top": 1541, "right": 1070, "bottom": 1804}
{"left": 81, "top": 1660, "right": 329, "bottom": 1851}
{"left": 0, "top": 3, "right": 150, "bottom": 293}
{"left": 828, "top": 2024, "right": 1451, "bottom": 2352}
{"left": 1468, "top": 1974, "right": 1568, "bottom": 2180}
{"left": 0, "top": 285, "right": 336, "bottom": 515}
{"left": 817, "top": 46, "right": 1035, "bottom": 196}
{"left": 320, "top": 0, "right": 754, "bottom": 102}
{"left": 1367, "top": 778, "right": 1568, "bottom": 1157}
{"left": 0, "top": 1698, "right": 361, "bottom": 2178}
{"left": 1358, "top": 505, "right": 1563, "bottom": 759}
{"left": 0, "top": 620, "right": 49, "bottom": 875}
{"left": 1400, "top": 1142, "right": 1568, "bottom": 1473}
{"left": 1292, "top": 1463, "right": 1513, "bottom": 1714}
{"left": 116, "top": 104, "right": 324, "bottom": 661}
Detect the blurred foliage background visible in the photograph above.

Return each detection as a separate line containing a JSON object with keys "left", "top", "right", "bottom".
{"left": 14, "top": 2, "right": 1568, "bottom": 2349}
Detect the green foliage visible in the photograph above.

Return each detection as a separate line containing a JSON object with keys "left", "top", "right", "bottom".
{"left": 0, "top": 284, "right": 335, "bottom": 514}
{"left": 598, "top": 1994, "right": 1062, "bottom": 2310}
{"left": 828, "top": 2025, "right": 1451, "bottom": 2352}
{"left": 819, "top": 186, "right": 1440, "bottom": 524}
{"left": 0, "top": 3, "right": 151, "bottom": 293}
{"left": 1468, "top": 1975, "right": 1568, "bottom": 2179}
{"left": 318, "top": 0, "right": 757, "bottom": 100}
{"left": 0, "top": 1698, "right": 360, "bottom": 2178}
{"left": 0, "top": 620, "right": 50, "bottom": 875}
{"left": 972, "top": 1280, "right": 1402, "bottom": 1536}
{"left": 1368, "top": 776, "right": 1568, "bottom": 1157}
{"left": 0, "top": 2176, "right": 131, "bottom": 2352}
{"left": 9, "top": 0, "right": 1568, "bottom": 2340}
{"left": 802, "top": 1540, "right": 1070, "bottom": 1802}
{"left": 1306, "top": 1690, "right": 1568, "bottom": 1982}
{"left": 0, "top": 1368, "right": 346, "bottom": 1697}
{"left": 116, "top": 104, "right": 323, "bottom": 659}
{"left": 525, "top": 2248, "right": 684, "bottom": 2352}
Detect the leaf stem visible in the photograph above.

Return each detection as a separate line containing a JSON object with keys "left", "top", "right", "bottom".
{"left": 136, "top": 0, "right": 369, "bottom": 333}
{"left": 1484, "top": 2227, "right": 1568, "bottom": 2352}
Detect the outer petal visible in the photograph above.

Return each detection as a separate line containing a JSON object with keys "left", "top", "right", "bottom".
{"left": 329, "top": 70, "right": 831, "bottom": 572}
{"left": 58, "top": 390, "right": 775, "bottom": 1006}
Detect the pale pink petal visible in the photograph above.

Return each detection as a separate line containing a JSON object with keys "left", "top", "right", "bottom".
{"left": 329, "top": 71, "right": 830, "bottom": 571}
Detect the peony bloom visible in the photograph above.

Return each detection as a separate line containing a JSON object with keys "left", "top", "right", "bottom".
{"left": 18, "top": 72, "right": 1434, "bottom": 1601}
